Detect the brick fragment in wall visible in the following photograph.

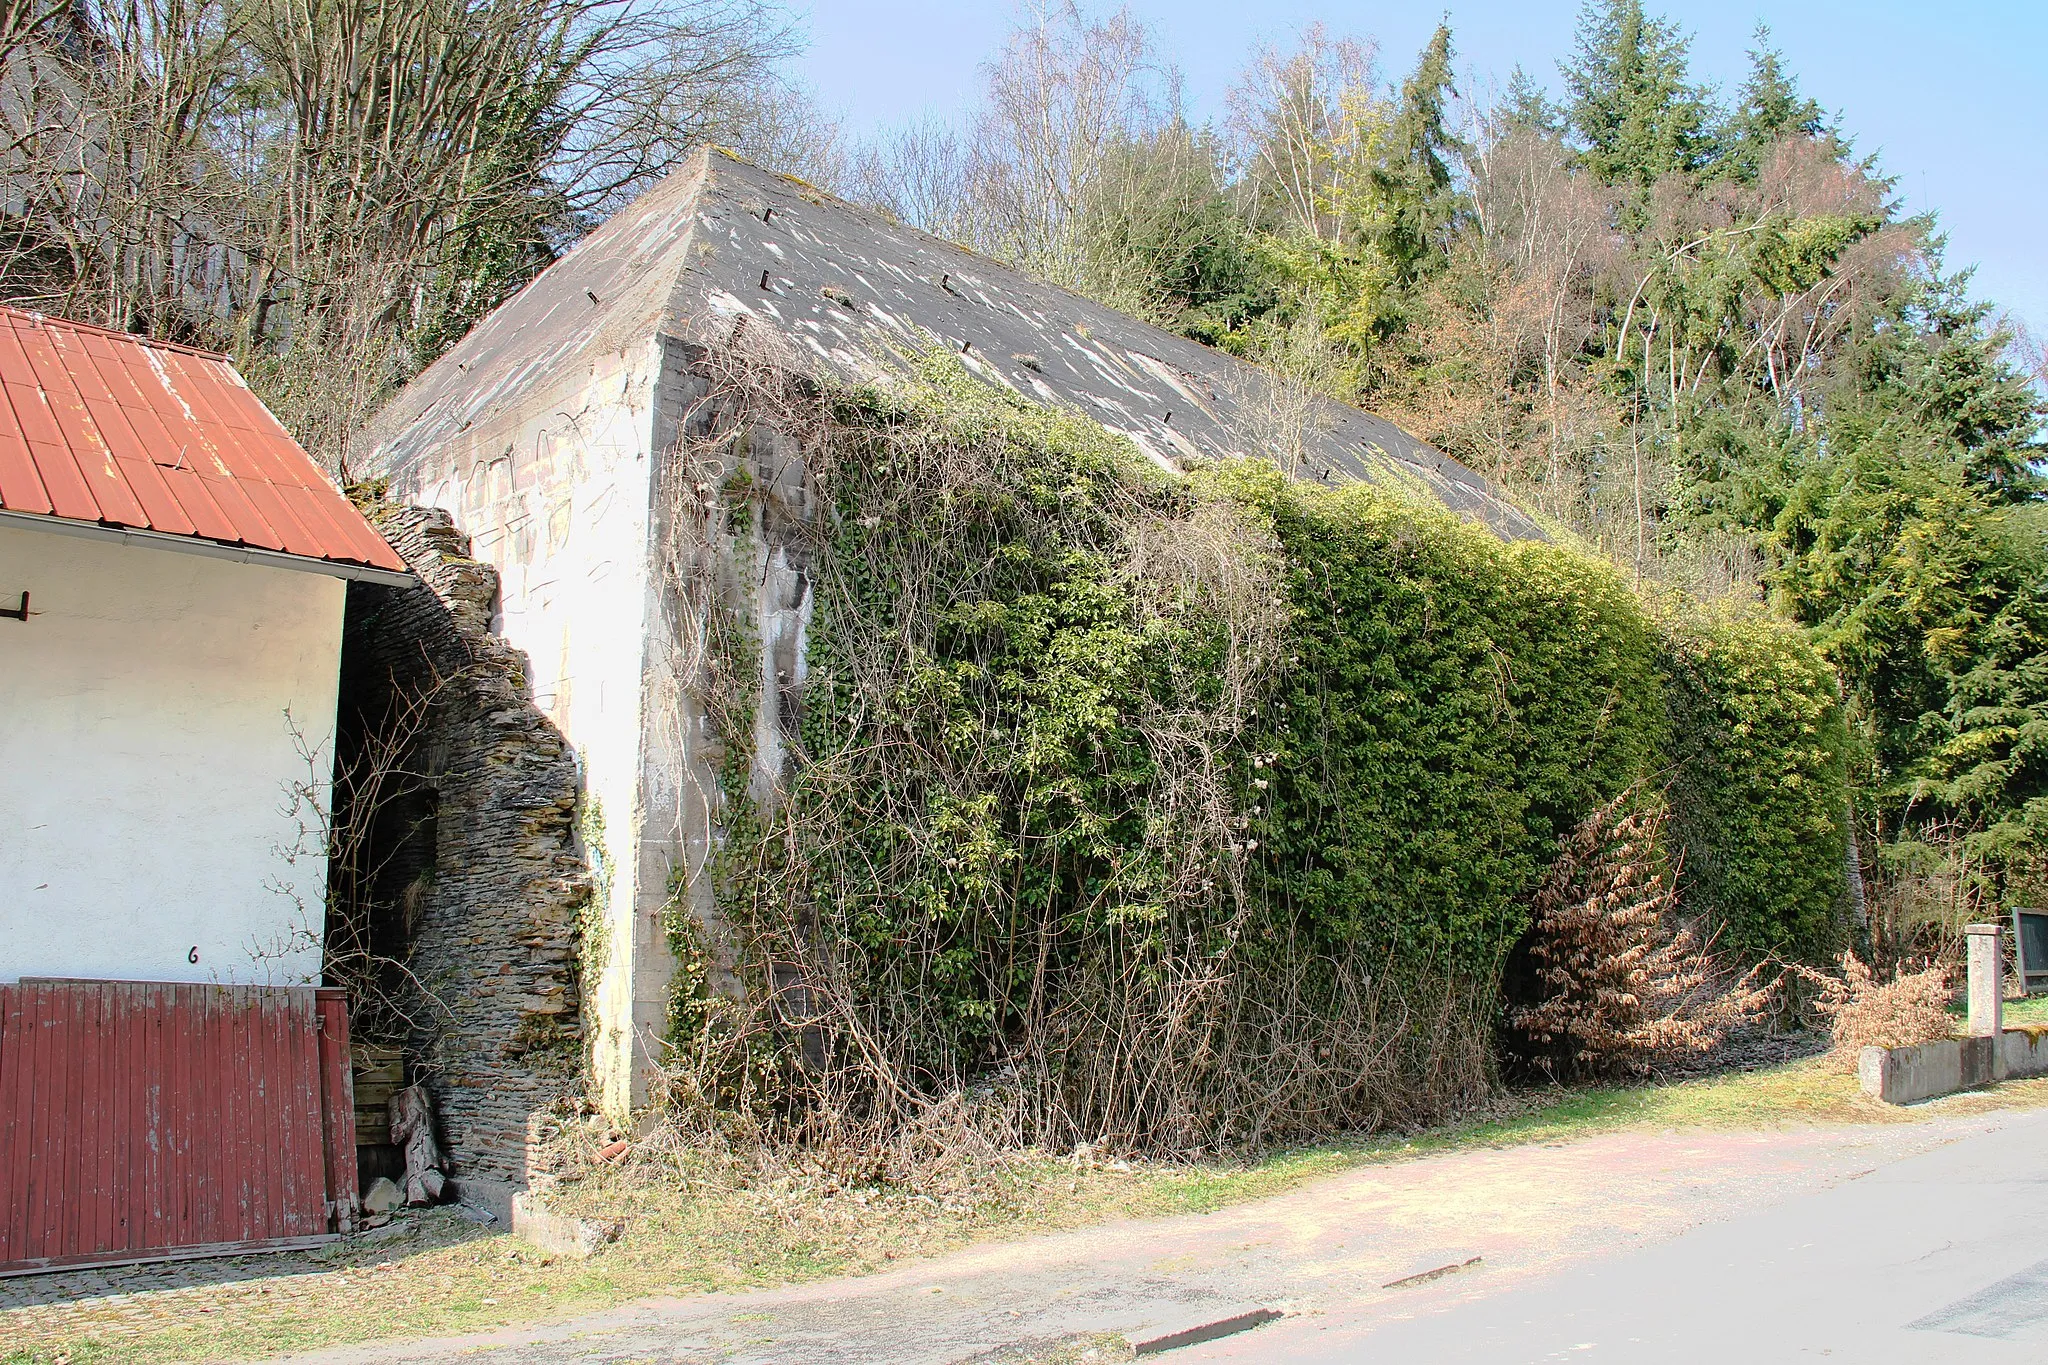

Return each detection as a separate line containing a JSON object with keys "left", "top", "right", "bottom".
{"left": 337, "top": 504, "right": 596, "bottom": 1190}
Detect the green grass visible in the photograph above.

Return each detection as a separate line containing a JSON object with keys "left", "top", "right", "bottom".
{"left": 1948, "top": 992, "right": 2048, "bottom": 1030}
{"left": 2, "top": 1349, "right": 121, "bottom": 1365}
{"left": 9, "top": 1053, "right": 2048, "bottom": 1365}
{"left": 2005, "top": 993, "right": 2048, "bottom": 1027}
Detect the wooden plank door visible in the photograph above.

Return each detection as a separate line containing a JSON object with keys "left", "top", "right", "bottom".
{"left": 0, "top": 980, "right": 359, "bottom": 1275}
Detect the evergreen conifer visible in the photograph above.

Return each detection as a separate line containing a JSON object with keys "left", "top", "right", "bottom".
{"left": 1720, "top": 25, "right": 1829, "bottom": 182}
{"left": 1560, "top": 0, "right": 1716, "bottom": 192}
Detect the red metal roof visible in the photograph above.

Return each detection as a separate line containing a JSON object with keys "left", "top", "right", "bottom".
{"left": 0, "top": 307, "right": 406, "bottom": 575}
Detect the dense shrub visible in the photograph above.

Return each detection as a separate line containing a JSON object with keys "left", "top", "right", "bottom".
{"left": 1221, "top": 464, "right": 1667, "bottom": 979}
{"left": 1662, "top": 609, "right": 1853, "bottom": 959}
{"left": 673, "top": 357, "right": 1851, "bottom": 1155}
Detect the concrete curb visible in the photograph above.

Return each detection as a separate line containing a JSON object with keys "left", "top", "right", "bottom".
{"left": 1128, "top": 1308, "right": 1283, "bottom": 1356}
{"left": 1860, "top": 1024, "right": 2048, "bottom": 1104}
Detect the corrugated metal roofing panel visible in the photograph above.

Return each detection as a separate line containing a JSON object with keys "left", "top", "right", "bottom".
{"left": 0, "top": 307, "right": 406, "bottom": 575}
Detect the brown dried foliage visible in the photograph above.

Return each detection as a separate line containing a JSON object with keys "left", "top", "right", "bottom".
{"left": 1793, "top": 954, "right": 1955, "bottom": 1057}
{"left": 1509, "top": 787, "right": 1776, "bottom": 1078}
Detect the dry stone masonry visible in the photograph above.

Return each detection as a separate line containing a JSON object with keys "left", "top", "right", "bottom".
{"left": 338, "top": 505, "right": 595, "bottom": 1202}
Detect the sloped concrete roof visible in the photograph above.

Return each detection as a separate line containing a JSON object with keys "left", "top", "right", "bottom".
{"left": 365, "top": 148, "right": 1542, "bottom": 540}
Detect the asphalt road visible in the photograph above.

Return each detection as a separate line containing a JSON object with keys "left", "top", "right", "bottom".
{"left": 1191, "top": 1106, "right": 2048, "bottom": 1363}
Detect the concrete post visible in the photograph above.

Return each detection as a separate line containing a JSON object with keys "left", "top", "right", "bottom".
{"left": 1966, "top": 922, "right": 2004, "bottom": 1039}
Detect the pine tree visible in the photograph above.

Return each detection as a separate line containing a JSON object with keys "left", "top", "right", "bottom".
{"left": 1498, "top": 65, "right": 1564, "bottom": 138}
{"left": 1560, "top": 0, "right": 1716, "bottom": 193}
{"left": 1907, "top": 272, "right": 2044, "bottom": 492}
{"left": 1749, "top": 255, "right": 2048, "bottom": 889}
{"left": 1371, "top": 24, "right": 1470, "bottom": 283}
{"left": 1719, "top": 25, "right": 1828, "bottom": 183}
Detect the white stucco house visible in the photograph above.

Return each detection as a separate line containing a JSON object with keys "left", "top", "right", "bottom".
{"left": 0, "top": 305, "right": 410, "bottom": 986}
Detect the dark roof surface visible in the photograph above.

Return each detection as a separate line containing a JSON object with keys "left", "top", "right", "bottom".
{"left": 0, "top": 307, "right": 407, "bottom": 574}
{"left": 366, "top": 149, "right": 1542, "bottom": 540}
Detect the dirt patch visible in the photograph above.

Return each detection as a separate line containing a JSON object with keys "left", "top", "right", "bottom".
{"left": 1645, "top": 1024, "right": 1830, "bottom": 1081}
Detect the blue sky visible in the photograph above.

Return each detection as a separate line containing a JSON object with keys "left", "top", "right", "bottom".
{"left": 792, "top": 2, "right": 2047, "bottom": 339}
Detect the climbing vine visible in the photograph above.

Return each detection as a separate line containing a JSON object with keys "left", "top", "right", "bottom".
{"left": 658, "top": 348, "right": 1851, "bottom": 1158}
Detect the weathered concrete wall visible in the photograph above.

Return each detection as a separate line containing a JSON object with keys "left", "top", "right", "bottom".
{"left": 0, "top": 523, "right": 343, "bottom": 986}
{"left": 639, "top": 345, "right": 821, "bottom": 1011}
{"left": 360, "top": 334, "right": 808, "bottom": 1123}
{"left": 339, "top": 507, "right": 594, "bottom": 1194}
{"left": 1859, "top": 1025, "right": 2048, "bottom": 1104}
{"left": 356, "top": 163, "right": 717, "bottom": 1121}
{"left": 366, "top": 341, "right": 671, "bottom": 1118}
{"left": 2004, "top": 1022, "right": 2048, "bottom": 1076}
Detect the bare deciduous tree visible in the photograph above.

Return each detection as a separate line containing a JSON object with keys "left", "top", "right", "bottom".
{"left": 973, "top": 0, "right": 1167, "bottom": 281}
{"left": 1463, "top": 116, "right": 1617, "bottom": 496}
{"left": 1224, "top": 23, "right": 1379, "bottom": 243}
{"left": 843, "top": 114, "right": 983, "bottom": 245}
{"left": 839, "top": 1, "right": 1172, "bottom": 288}
{"left": 0, "top": 0, "right": 813, "bottom": 463}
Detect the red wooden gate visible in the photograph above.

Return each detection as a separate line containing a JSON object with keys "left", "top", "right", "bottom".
{"left": 0, "top": 981, "right": 360, "bottom": 1275}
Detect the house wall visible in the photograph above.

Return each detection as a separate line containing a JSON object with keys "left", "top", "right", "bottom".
{"left": 373, "top": 343, "right": 672, "bottom": 1117}
{"left": 0, "top": 524, "right": 344, "bottom": 985}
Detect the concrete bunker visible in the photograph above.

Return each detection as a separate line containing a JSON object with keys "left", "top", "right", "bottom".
{"left": 349, "top": 147, "right": 1543, "bottom": 1182}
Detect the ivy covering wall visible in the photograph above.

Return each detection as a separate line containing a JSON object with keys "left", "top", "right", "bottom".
{"left": 676, "top": 357, "right": 1851, "bottom": 1152}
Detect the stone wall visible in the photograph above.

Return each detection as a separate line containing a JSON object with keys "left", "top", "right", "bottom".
{"left": 336, "top": 505, "right": 595, "bottom": 1199}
